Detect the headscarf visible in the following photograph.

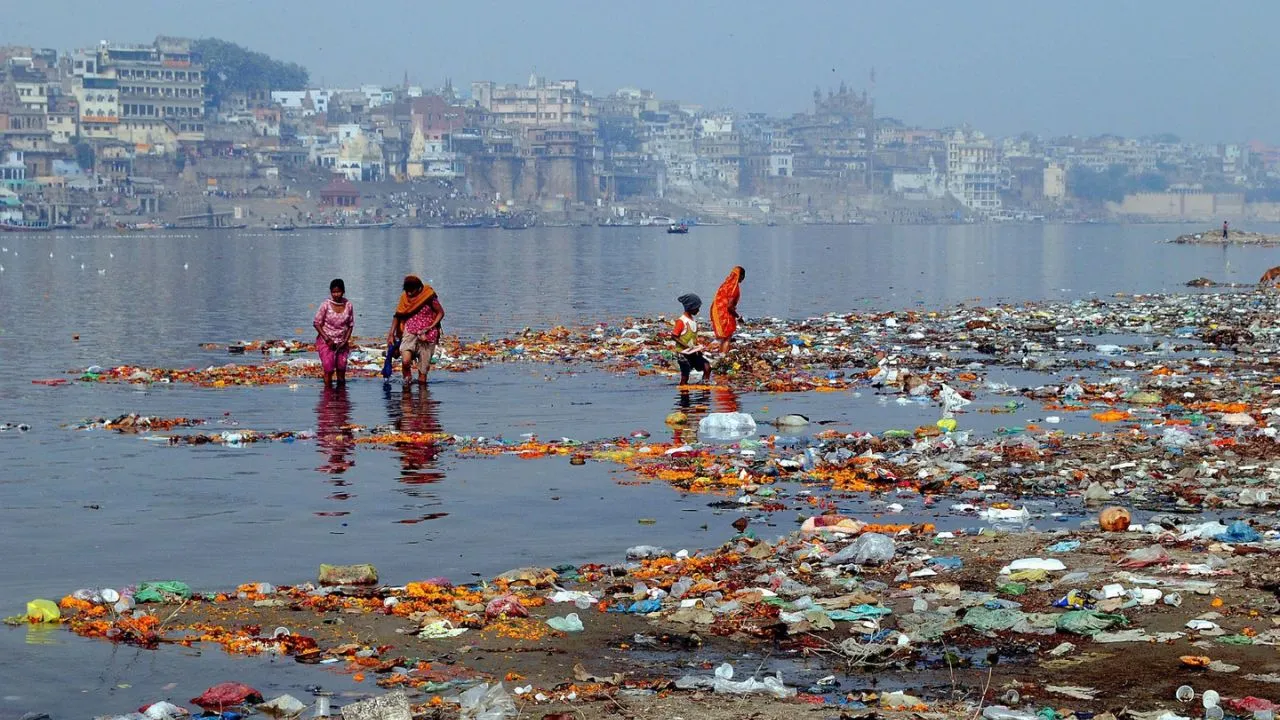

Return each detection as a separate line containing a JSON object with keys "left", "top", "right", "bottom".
{"left": 395, "top": 275, "right": 437, "bottom": 320}
{"left": 711, "top": 266, "right": 744, "bottom": 339}
{"left": 678, "top": 293, "right": 702, "bottom": 314}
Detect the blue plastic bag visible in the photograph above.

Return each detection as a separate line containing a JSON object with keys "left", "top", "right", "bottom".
{"left": 608, "top": 598, "right": 662, "bottom": 614}
{"left": 381, "top": 340, "right": 400, "bottom": 379}
{"left": 1217, "top": 520, "right": 1261, "bottom": 544}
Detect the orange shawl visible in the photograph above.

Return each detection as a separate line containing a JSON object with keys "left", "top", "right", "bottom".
{"left": 711, "top": 266, "right": 743, "bottom": 339}
{"left": 395, "top": 275, "right": 436, "bottom": 320}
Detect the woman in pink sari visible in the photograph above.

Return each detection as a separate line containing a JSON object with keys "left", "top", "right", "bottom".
{"left": 314, "top": 278, "right": 355, "bottom": 387}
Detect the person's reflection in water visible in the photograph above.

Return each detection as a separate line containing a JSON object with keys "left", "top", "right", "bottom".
{"left": 671, "top": 387, "right": 711, "bottom": 444}
{"left": 384, "top": 383, "right": 444, "bottom": 487}
{"left": 711, "top": 386, "right": 741, "bottom": 415}
{"left": 316, "top": 386, "right": 354, "bottom": 476}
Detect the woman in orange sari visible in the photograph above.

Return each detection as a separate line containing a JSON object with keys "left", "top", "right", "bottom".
{"left": 388, "top": 275, "right": 445, "bottom": 385}
{"left": 710, "top": 266, "right": 745, "bottom": 353}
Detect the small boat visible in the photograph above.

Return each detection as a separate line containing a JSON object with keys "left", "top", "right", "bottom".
{"left": 0, "top": 219, "right": 52, "bottom": 232}
{"left": 442, "top": 220, "right": 485, "bottom": 229}
{"left": 667, "top": 223, "right": 689, "bottom": 234}
{"left": 114, "top": 222, "right": 162, "bottom": 232}
{"left": 300, "top": 221, "right": 395, "bottom": 230}
{"left": 270, "top": 224, "right": 297, "bottom": 232}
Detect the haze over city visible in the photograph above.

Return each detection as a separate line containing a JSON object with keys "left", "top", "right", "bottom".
{"left": 9, "top": 0, "right": 1278, "bottom": 142}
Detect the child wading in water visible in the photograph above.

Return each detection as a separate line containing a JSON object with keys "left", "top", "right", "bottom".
{"left": 673, "top": 293, "right": 712, "bottom": 385}
{"left": 314, "top": 278, "right": 354, "bottom": 387}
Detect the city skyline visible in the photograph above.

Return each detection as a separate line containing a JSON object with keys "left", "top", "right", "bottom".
{"left": 7, "top": 0, "right": 1278, "bottom": 144}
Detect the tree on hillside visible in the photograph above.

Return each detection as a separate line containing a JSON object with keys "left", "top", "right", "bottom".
{"left": 1068, "top": 164, "right": 1169, "bottom": 204}
{"left": 192, "top": 38, "right": 309, "bottom": 106}
{"left": 74, "top": 141, "right": 95, "bottom": 172}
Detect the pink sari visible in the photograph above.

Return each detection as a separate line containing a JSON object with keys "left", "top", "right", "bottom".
{"left": 315, "top": 300, "right": 354, "bottom": 373}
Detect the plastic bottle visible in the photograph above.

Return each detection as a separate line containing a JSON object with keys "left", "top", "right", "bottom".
{"left": 670, "top": 578, "right": 693, "bottom": 599}
{"left": 1203, "top": 690, "right": 1220, "bottom": 709}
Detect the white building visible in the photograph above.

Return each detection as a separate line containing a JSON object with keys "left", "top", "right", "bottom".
{"left": 893, "top": 157, "right": 946, "bottom": 200}
{"left": 1043, "top": 163, "right": 1066, "bottom": 201}
{"left": 406, "top": 127, "right": 462, "bottom": 179}
{"left": 768, "top": 153, "right": 793, "bottom": 177}
{"left": 361, "top": 84, "right": 394, "bottom": 109}
{"left": 72, "top": 75, "right": 121, "bottom": 139}
{"left": 946, "top": 130, "right": 1001, "bottom": 212}
{"left": 471, "top": 76, "right": 596, "bottom": 126}
{"left": 335, "top": 134, "right": 384, "bottom": 182}
{"left": 0, "top": 152, "right": 26, "bottom": 192}
{"left": 272, "top": 89, "right": 335, "bottom": 116}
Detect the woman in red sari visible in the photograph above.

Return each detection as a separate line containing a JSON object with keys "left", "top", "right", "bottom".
{"left": 710, "top": 266, "right": 745, "bottom": 353}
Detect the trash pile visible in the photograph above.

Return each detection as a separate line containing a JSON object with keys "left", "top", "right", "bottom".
{"left": 16, "top": 509, "right": 1280, "bottom": 716}
{"left": 1170, "top": 228, "right": 1280, "bottom": 246}
{"left": 63, "top": 386, "right": 1280, "bottom": 516}
{"left": 57, "top": 290, "right": 1280, "bottom": 401}
{"left": 74, "top": 414, "right": 206, "bottom": 432}
{"left": 24, "top": 288, "right": 1280, "bottom": 717}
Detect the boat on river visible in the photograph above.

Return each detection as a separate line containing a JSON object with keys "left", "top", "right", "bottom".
{"left": 0, "top": 219, "right": 52, "bottom": 232}
{"left": 299, "top": 221, "right": 395, "bottom": 230}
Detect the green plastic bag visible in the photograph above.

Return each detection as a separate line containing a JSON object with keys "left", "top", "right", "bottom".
{"left": 26, "top": 599, "right": 61, "bottom": 623}
{"left": 134, "top": 581, "right": 192, "bottom": 603}
{"left": 1055, "top": 610, "right": 1126, "bottom": 635}
{"left": 998, "top": 582, "right": 1027, "bottom": 596}
{"left": 962, "top": 606, "right": 1027, "bottom": 632}
{"left": 1217, "top": 634, "right": 1254, "bottom": 646}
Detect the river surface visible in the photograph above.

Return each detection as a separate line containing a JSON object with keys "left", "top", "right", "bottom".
{"left": 0, "top": 222, "right": 1273, "bottom": 715}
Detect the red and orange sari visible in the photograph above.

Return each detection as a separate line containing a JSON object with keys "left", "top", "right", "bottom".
{"left": 711, "top": 266, "right": 744, "bottom": 340}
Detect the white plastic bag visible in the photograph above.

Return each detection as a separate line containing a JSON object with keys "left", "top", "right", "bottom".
{"left": 698, "top": 412, "right": 757, "bottom": 440}
{"left": 546, "top": 613, "right": 584, "bottom": 632}
{"left": 939, "top": 384, "right": 971, "bottom": 418}
{"left": 457, "top": 683, "right": 517, "bottom": 720}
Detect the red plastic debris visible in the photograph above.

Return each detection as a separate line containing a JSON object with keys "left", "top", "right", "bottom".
{"left": 190, "top": 682, "right": 264, "bottom": 711}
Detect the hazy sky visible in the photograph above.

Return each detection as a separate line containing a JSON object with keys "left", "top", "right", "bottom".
{"left": 9, "top": 0, "right": 1276, "bottom": 142}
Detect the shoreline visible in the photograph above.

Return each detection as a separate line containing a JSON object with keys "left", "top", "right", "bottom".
{"left": 5, "top": 218, "right": 1274, "bottom": 235}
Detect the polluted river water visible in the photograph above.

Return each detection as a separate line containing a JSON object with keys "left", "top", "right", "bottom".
{"left": 1, "top": 223, "right": 1279, "bottom": 717}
